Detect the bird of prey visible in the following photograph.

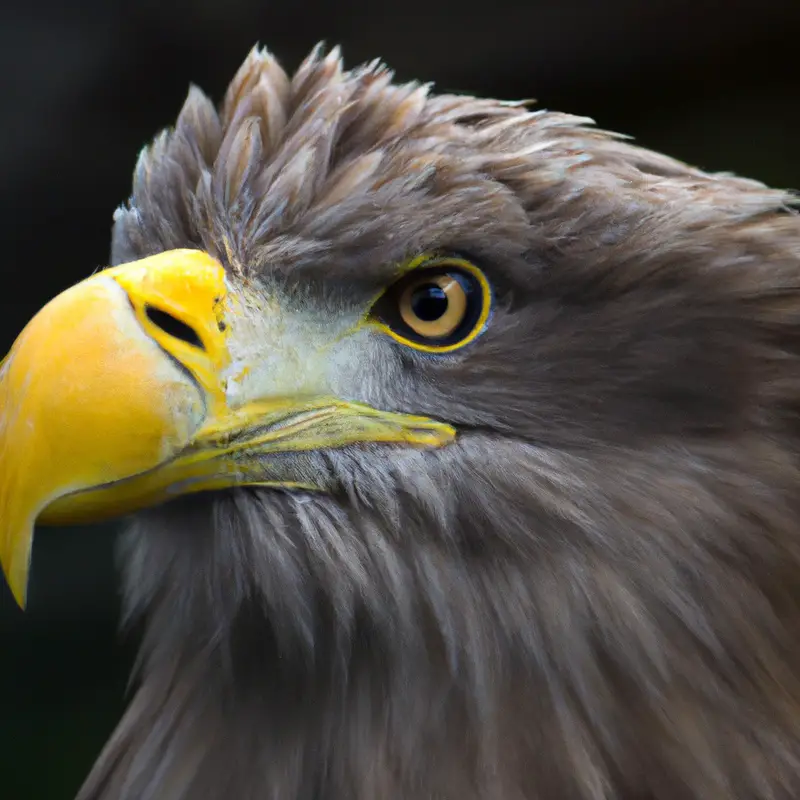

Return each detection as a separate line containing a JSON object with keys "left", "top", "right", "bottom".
{"left": 3, "top": 44, "right": 800, "bottom": 800}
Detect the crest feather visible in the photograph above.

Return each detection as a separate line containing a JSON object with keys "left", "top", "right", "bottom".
{"left": 111, "top": 43, "right": 796, "bottom": 278}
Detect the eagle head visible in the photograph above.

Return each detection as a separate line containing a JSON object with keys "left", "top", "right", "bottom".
{"left": 3, "top": 45, "right": 800, "bottom": 800}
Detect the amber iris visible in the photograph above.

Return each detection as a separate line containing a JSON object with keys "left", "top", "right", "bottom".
{"left": 399, "top": 273, "right": 468, "bottom": 339}
{"left": 371, "top": 256, "right": 491, "bottom": 353}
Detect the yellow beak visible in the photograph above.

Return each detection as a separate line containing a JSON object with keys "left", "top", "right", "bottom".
{"left": 0, "top": 249, "right": 454, "bottom": 607}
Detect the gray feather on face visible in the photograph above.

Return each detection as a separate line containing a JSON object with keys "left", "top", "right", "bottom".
{"left": 80, "top": 44, "right": 800, "bottom": 800}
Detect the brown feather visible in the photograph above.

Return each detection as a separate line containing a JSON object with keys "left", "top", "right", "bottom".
{"left": 89, "top": 43, "right": 800, "bottom": 800}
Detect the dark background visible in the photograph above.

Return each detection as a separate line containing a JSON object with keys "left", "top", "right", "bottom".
{"left": 1, "top": 1, "right": 798, "bottom": 797}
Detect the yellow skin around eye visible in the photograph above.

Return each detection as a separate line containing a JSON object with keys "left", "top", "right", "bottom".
{"left": 399, "top": 274, "right": 467, "bottom": 339}
{"left": 367, "top": 254, "right": 492, "bottom": 354}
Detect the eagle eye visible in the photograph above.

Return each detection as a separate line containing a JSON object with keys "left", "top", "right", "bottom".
{"left": 370, "top": 256, "right": 491, "bottom": 353}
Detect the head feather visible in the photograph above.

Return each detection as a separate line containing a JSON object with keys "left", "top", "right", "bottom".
{"left": 90, "top": 43, "right": 800, "bottom": 800}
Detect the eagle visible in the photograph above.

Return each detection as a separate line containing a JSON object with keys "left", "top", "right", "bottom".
{"left": 3, "top": 44, "right": 800, "bottom": 800}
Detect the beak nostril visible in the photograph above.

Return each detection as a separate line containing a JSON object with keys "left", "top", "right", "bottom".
{"left": 144, "top": 305, "right": 205, "bottom": 350}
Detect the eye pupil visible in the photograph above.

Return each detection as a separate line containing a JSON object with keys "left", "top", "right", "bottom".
{"left": 411, "top": 284, "right": 449, "bottom": 322}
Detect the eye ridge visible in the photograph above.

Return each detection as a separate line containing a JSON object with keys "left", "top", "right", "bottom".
{"left": 371, "top": 257, "right": 491, "bottom": 353}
